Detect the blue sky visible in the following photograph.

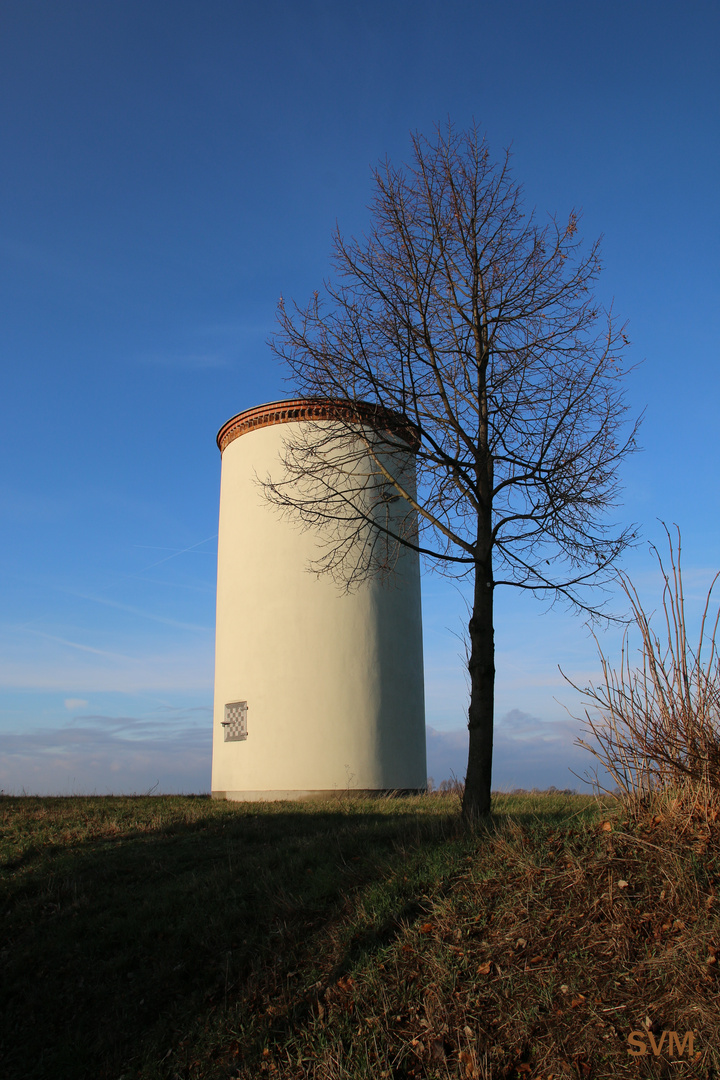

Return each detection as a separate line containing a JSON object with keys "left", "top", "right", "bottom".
{"left": 1, "top": 0, "right": 718, "bottom": 795}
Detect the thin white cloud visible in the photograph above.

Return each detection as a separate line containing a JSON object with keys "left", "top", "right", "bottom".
{"left": 0, "top": 705, "right": 605, "bottom": 797}
{"left": 64, "top": 698, "right": 88, "bottom": 710}
{"left": 49, "top": 583, "right": 214, "bottom": 631}
{"left": 426, "top": 708, "right": 606, "bottom": 793}
{"left": 134, "top": 535, "right": 217, "bottom": 573}
{"left": 0, "top": 710, "right": 212, "bottom": 795}
{"left": 24, "top": 631, "right": 139, "bottom": 662}
{"left": 0, "top": 638, "right": 214, "bottom": 693}
{"left": 124, "top": 574, "right": 215, "bottom": 593}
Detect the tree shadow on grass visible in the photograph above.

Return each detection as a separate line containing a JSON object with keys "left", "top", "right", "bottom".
{"left": 1, "top": 798, "right": 463, "bottom": 1080}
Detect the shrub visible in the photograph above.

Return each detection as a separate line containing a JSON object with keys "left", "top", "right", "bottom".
{"left": 568, "top": 525, "right": 720, "bottom": 816}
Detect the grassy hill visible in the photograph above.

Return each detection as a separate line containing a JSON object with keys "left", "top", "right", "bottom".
{"left": 1, "top": 792, "right": 718, "bottom": 1079}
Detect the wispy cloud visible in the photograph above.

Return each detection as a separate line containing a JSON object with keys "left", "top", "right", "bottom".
{"left": 64, "top": 698, "right": 88, "bottom": 711}
{"left": 0, "top": 709, "right": 212, "bottom": 795}
{"left": 134, "top": 535, "right": 217, "bottom": 573}
{"left": 51, "top": 590, "right": 213, "bottom": 632}
{"left": 497, "top": 707, "right": 577, "bottom": 743}
{"left": 23, "top": 631, "right": 139, "bottom": 663}
{"left": 427, "top": 708, "right": 605, "bottom": 793}
{"left": 426, "top": 726, "right": 468, "bottom": 787}
{"left": 1, "top": 703, "right": 604, "bottom": 797}
{"left": 0, "top": 636, "right": 214, "bottom": 693}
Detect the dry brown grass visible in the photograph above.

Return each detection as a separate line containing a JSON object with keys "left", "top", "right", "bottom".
{"left": 567, "top": 525, "right": 720, "bottom": 819}
{"left": 193, "top": 797, "right": 720, "bottom": 1080}
{"left": 3, "top": 793, "right": 718, "bottom": 1078}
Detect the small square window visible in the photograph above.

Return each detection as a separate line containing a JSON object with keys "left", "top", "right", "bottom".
{"left": 222, "top": 700, "right": 248, "bottom": 742}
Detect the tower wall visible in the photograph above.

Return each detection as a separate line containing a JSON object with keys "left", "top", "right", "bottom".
{"left": 211, "top": 399, "right": 426, "bottom": 800}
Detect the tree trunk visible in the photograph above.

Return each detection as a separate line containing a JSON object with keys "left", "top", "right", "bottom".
{"left": 462, "top": 560, "right": 495, "bottom": 819}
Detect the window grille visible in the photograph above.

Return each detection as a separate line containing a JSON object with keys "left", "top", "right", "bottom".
{"left": 222, "top": 701, "right": 248, "bottom": 742}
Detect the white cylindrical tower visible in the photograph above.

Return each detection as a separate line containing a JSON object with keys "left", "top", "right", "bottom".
{"left": 211, "top": 398, "right": 426, "bottom": 800}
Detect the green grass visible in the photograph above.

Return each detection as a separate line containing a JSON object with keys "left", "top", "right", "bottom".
{"left": 1, "top": 792, "right": 719, "bottom": 1079}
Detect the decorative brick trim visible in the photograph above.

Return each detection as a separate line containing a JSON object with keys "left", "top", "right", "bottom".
{"left": 217, "top": 398, "right": 420, "bottom": 453}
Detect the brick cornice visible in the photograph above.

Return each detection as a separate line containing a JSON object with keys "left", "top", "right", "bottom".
{"left": 216, "top": 398, "right": 420, "bottom": 453}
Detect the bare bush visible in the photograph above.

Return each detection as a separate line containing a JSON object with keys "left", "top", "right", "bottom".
{"left": 567, "top": 526, "right": 720, "bottom": 813}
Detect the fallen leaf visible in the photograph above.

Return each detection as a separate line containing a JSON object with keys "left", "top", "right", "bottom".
{"left": 420, "top": 922, "right": 434, "bottom": 934}
{"left": 600, "top": 820, "right": 612, "bottom": 832}
{"left": 458, "top": 1049, "right": 478, "bottom": 1079}
{"left": 430, "top": 1038, "right": 446, "bottom": 1062}
{"left": 618, "top": 880, "right": 629, "bottom": 889}
{"left": 515, "top": 937, "right": 527, "bottom": 950}
{"left": 477, "top": 960, "right": 492, "bottom": 975}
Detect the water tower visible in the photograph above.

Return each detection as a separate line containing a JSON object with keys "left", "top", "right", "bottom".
{"left": 211, "top": 398, "right": 426, "bottom": 800}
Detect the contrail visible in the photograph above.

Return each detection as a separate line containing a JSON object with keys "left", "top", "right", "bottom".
{"left": 137, "top": 534, "right": 217, "bottom": 572}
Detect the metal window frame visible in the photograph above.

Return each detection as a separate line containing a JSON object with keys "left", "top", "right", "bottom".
{"left": 221, "top": 700, "right": 248, "bottom": 742}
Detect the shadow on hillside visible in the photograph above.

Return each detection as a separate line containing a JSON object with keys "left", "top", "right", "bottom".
{"left": 1, "top": 800, "right": 464, "bottom": 1080}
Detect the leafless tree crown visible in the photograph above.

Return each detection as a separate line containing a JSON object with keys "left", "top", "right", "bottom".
{"left": 266, "top": 123, "right": 640, "bottom": 606}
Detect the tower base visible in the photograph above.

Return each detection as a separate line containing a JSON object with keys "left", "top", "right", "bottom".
{"left": 212, "top": 788, "right": 427, "bottom": 802}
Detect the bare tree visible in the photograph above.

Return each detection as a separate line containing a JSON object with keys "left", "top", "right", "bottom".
{"left": 266, "top": 123, "right": 640, "bottom": 819}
